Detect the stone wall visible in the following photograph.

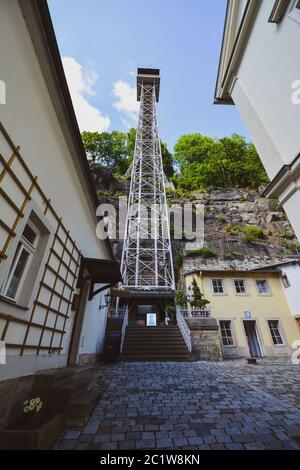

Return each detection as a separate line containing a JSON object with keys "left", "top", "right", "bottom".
{"left": 186, "top": 318, "right": 223, "bottom": 361}
{"left": 0, "top": 375, "right": 34, "bottom": 430}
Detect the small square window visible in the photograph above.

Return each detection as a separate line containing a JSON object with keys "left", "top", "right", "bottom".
{"left": 212, "top": 279, "right": 224, "bottom": 294}
{"left": 268, "top": 320, "right": 284, "bottom": 345}
{"left": 220, "top": 320, "right": 234, "bottom": 346}
{"left": 234, "top": 279, "right": 246, "bottom": 294}
{"left": 256, "top": 280, "right": 270, "bottom": 295}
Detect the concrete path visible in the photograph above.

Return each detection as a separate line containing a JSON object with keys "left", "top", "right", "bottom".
{"left": 54, "top": 360, "right": 300, "bottom": 450}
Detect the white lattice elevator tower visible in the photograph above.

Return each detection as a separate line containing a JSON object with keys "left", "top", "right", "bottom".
{"left": 118, "top": 69, "right": 175, "bottom": 319}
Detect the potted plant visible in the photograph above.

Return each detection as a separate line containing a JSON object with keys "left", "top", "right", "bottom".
{"left": 22, "top": 397, "right": 45, "bottom": 427}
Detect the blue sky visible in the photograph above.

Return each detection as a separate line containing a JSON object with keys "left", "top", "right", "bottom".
{"left": 48, "top": 0, "right": 248, "bottom": 151}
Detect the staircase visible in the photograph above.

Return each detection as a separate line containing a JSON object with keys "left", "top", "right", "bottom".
{"left": 122, "top": 325, "right": 191, "bottom": 361}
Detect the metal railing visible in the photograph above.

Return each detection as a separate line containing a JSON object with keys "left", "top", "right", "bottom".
{"left": 179, "top": 308, "right": 211, "bottom": 319}
{"left": 176, "top": 308, "right": 192, "bottom": 352}
{"left": 120, "top": 307, "right": 128, "bottom": 353}
{"left": 107, "top": 307, "right": 127, "bottom": 319}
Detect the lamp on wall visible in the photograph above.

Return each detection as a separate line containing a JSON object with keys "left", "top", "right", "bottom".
{"left": 104, "top": 292, "right": 111, "bottom": 305}
{"left": 99, "top": 291, "right": 111, "bottom": 310}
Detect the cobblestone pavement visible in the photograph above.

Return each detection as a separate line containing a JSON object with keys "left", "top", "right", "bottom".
{"left": 54, "top": 360, "right": 300, "bottom": 450}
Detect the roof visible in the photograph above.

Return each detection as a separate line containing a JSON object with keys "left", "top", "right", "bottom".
{"left": 137, "top": 68, "right": 160, "bottom": 102}
{"left": 214, "top": 0, "right": 260, "bottom": 104}
{"left": 19, "top": 0, "right": 113, "bottom": 258}
{"left": 77, "top": 258, "right": 122, "bottom": 289}
{"left": 252, "top": 259, "right": 300, "bottom": 270}
{"left": 184, "top": 268, "right": 282, "bottom": 277}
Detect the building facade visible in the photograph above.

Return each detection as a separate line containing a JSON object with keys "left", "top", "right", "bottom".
{"left": 253, "top": 260, "right": 300, "bottom": 327}
{"left": 0, "top": 0, "right": 120, "bottom": 390}
{"left": 215, "top": 0, "right": 300, "bottom": 240}
{"left": 184, "top": 268, "right": 300, "bottom": 358}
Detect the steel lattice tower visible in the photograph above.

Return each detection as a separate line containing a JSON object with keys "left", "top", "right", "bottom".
{"left": 120, "top": 69, "right": 175, "bottom": 294}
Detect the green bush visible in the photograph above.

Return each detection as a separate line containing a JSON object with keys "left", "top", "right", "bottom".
{"left": 217, "top": 215, "right": 227, "bottom": 224}
{"left": 242, "top": 226, "right": 265, "bottom": 243}
{"left": 281, "top": 228, "right": 294, "bottom": 239}
{"left": 185, "top": 247, "right": 217, "bottom": 258}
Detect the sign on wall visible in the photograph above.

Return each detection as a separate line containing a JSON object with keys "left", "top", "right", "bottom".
{"left": 147, "top": 313, "right": 157, "bottom": 326}
{"left": 244, "top": 311, "right": 252, "bottom": 319}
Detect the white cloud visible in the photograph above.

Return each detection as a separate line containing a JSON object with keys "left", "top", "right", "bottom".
{"left": 112, "top": 80, "right": 139, "bottom": 128}
{"left": 62, "top": 57, "right": 110, "bottom": 132}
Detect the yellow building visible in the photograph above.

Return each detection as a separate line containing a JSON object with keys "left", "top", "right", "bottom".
{"left": 183, "top": 268, "right": 300, "bottom": 359}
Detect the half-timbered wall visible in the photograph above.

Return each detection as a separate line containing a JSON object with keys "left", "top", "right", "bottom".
{"left": 0, "top": 122, "right": 81, "bottom": 358}
{"left": 0, "top": 0, "right": 110, "bottom": 381}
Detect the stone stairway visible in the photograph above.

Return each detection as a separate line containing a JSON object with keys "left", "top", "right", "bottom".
{"left": 121, "top": 325, "right": 191, "bottom": 361}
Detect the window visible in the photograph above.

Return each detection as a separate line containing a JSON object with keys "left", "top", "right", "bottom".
{"left": 3, "top": 222, "right": 39, "bottom": 301}
{"left": 212, "top": 279, "right": 224, "bottom": 294}
{"left": 234, "top": 279, "right": 247, "bottom": 294}
{"left": 268, "top": 320, "right": 284, "bottom": 345}
{"left": 288, "top": 0, "right": 300, "bottom": 24}
{"left": 220, "top": 320, "right": 234, "bottom": 346}
{"left": 256, "top": 280, "right": 270, "bottom": 295}
{"left": 281, "top": 273, "right": 290, "bottom": 288}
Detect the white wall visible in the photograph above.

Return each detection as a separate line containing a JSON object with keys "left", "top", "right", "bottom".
{"left": 78, "top": 287, "right": 109, "bottom": 359}
{"left": 231, "top": 1, "right": 300, "bottom": 178}
{"left": 0, "top": 0, "right": 110, "bottom": 379}
{"left": 281, "top": 263, "right": 300, "bottom": 318}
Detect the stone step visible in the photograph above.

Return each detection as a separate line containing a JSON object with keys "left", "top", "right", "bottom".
{"left": 33, "top": 366, "right": 93, "bottom": 389}
{"left": 122, "top": 324, "right": 191, "bottom": 362}
{"left": 0, "top": 414, "right": 63, "bottom": 450}
{"left": 34, "top": 371, "right": 98, "bottom": 404}
{"left": 122, "top": 353, "right": 190, "bottom": 361}
{"left": 64, "top": 388, "right": 102, "bottom": 426}
{"left": 123, "top": 344, "right": 187, "bottom": 350}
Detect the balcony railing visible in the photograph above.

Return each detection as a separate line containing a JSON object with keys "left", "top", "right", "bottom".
{"left": 107, "top": 307, "right": 127, "bottom": 319}
{"left": 178, "top": 308, "right": 211, "bottom": 319}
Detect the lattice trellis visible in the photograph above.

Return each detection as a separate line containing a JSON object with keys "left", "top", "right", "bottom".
{"left": 0, "top": 121, "right": 81, "bottom": 356}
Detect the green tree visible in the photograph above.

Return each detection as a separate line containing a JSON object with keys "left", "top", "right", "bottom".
{"left": 189, "top": 278, "right": 210, "bottom": 309}
{"left": 82, "top": 130, "right": 130, "bottom": 174}
{"left": 172, "top": 133, "right": 269, "bottom": 190}
{"left": 124, "top": 128, "right": 174, "bottom": 177}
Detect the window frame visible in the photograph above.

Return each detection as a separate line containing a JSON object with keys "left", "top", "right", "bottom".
{"left": 233, "top": 278, "right": 248, "bottom": 295}
{"left": 281, "top": 273, "right": 291, "bottom": 288}
{"left": 287, "top": 0, "right": 300, "bottom": 24}
{"left": 255, "top": 279, "right": 271, "bottom": 296}
{"left": 219, "top": 320, "right": 235, "bottom": 347}
{"left": 2, "top": 221, "right": 40, "bottom": 302}
{"left": 268, "top": 320, "right": 284, "bottom": 346}
{"left": 211, "top": 278, "right": 226, "bottom": 295}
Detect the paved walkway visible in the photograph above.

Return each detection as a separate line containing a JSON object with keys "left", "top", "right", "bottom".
{"left": 54, "top": 360, "right": 300, "bottom": 450}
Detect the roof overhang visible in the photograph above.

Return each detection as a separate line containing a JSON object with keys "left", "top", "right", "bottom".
{"left": 77, "top": 257, "right": 122, "bottom": 299}
{"left": 137, "top": 68, "right": 160, "bottom": 102}
{"left": 262, "top": 153, "right": 300, "bottom": 202}
{"left": 184, "top": 268, "right": 281, "bottom": 276}
{"left": 112, "top": 289, "right": 174, "bottom": 300}
{"left": 214, "top": 0, "right": 261, "bottom": 104}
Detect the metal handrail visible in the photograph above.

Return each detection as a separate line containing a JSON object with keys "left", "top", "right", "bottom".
{"left": 120, "top": 307, "right": 128, "bottom": 353}
{"left": 176, "top": 308, "right": 192, "bottom": 352}
{"left": 179, "top": 308, "right": 211, "bottom": 319}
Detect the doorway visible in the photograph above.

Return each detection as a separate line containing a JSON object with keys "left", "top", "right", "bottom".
{"left": 243, "top": 320, "right": 263, "bottom": 357}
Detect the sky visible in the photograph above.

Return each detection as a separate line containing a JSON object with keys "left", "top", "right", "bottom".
{"left": 48, "top": 0, "right": 248, "bottom": 151}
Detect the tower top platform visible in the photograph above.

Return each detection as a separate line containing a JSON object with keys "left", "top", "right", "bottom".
{"left": 137, "top": 68, "right": 160, "bottom": 102}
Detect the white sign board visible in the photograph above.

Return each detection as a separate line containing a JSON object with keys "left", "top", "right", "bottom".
{"left": 244, "top": 311, "right": 252, "bottom": 318}
{"left": 147, "top": 313, "right": 157, "bottom": 326}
